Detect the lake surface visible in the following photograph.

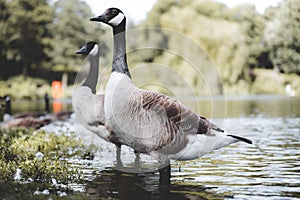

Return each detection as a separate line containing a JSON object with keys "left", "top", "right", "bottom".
{"left": 1, "top": 95, "right": 298, "bottom": 119}
{"left": 1, "top": 95, "right": 300, "bottom": 199}
{"left": 68, "top": 117, "right": 299, "bottom": 200}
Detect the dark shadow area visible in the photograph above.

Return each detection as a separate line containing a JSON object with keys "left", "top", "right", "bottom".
{"left": 85, "top": 168, "right": 229, "bottom": 199}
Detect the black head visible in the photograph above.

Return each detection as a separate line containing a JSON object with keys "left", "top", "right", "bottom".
{"left": 4, "top": 95, "right": 11, "bottom": 115}
{"left": 76, "top": 41, "right": 99, "bottom": 56}
{"left": 90, "top": 8, "right": 125, "bottom": 27}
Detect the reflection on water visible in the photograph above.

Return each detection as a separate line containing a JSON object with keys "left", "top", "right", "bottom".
{"left": 0, "top": 98, "right": 72, "bottom": 121}
{"left": 1, "top": 95, "right": 298, "bottom": 120}
{"left": 78, "top": 117, "right": 300, "bottom": 199}
{"left": 187, "top": 95, "right": 300, "bottom": 118}
{"left": 85, "top": 169, "right": 228, "bottom": 199}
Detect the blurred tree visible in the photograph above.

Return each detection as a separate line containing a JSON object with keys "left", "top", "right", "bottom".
{"left": 192, "top": 0, "right": 227, "bottom": 18}
{"left": 235, "top": 5, "right": 265, "bottom": 66}
{"left": 0, "top": 0, "right": 10, "bottom": 55}
{"left": 226, "top": 4, "right": 265, "bottom": 83}
{"left": 127, "top": 0, "right": 254, "bottom": 95}
{"left": 255, "top": 6, "right": 280, "bottom": 70}
{"left": 0, "top": 0, "right": 11, "bottom": 78}
{"left": 264, "top": 0, "right": 300, "bottom": 74}
{"left": 145, "top": 0, "right": 180, "bottom": 26}
{"left": 264, "top": 6, "right": 279, "bottom": 21}
{"left": 128, "top": 0, "right": 177, "bottom": 63}
{"left": 156, "top": 1, "right": 247, "bottom": 90}
{"left": 50, "top": 0, "right": 104, "bottom": 86}
{"left": 3, "top": 0, "right": 53, "bottom": 78}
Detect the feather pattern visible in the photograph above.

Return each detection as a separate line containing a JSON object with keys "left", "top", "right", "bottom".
{"left": 105, "top": 72, "right": 252, "bottom": 160}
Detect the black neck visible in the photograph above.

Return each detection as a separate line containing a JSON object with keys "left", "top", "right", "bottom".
{"left": 5, "top": 98, "right": 11, "bottom": 115}
{"left": 44, "top": 94, "right": 50, "bottom": 113}
{"left": 112, "top": 19, "right": 131, "bottom": 78}
{"left": 82, "top": 53, "right": 99, "bottom": 94}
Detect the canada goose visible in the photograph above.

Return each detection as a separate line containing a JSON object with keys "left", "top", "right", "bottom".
{"left": 73, "top": 41, "right": 140, "bottom": 167}
{"left": 73, "top": 41, "right": 120, "bottom": 143}
{"left": 2, "top": 96, "right": 12, "bottom": 122}
{"left": 0, "top": 95, "right": 51, "bottom": 129}
{"left": 91, "top": 8, "right": 253, "bottom": 183}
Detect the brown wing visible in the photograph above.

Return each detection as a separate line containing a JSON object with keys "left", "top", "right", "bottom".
{"left": 141, "top": 90, "right": 223, "bottom": 137}
{"left": 142, "top": 91, "right": 181, "bottom": 127}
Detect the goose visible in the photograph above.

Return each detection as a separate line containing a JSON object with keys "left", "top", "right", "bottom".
{"left": 2, "top": 96, "right": 12, "bottom": 122}
{"left": 73, "top": 41, "right": 120, "bottom": 144}
{"left": 73, "top": 41, "right": 139, "bottom": 167}
{"left": 0, "top": 95, "right": 51, "bottom": 129}
{"left": 91, "top": 8, "right": 252, "bottom": 183}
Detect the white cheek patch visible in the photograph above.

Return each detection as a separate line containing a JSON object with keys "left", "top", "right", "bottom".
{"left": 90, "top": 45, "right": 99, "bottom": 56}
{"left": 108, "top": 13, "right": 124, "bottom": 26}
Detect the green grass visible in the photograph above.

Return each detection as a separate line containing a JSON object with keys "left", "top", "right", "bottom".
{"left": 0, "top": 128, "right": 95, "bottom": 184}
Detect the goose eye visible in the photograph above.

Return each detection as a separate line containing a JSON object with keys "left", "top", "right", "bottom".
{"left": 112, "top": 9, "right": 118, "bottom": 15}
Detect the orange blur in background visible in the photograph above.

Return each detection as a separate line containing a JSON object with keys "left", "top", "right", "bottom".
{"left": 52, "top": 81, "right": 63, "bottom": 99}
{"left": 51, "top": 81, "right": 63, "bottom": 112}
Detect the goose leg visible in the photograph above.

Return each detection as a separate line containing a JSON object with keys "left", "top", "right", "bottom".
{"left": 158, "top": 157, "right": 171, "bottom": 185}
{"left": 134, "top": 151, "right": 140, "bottom": 169}
{"left": 115, "top": 144, "right": 123, "bottom": 168}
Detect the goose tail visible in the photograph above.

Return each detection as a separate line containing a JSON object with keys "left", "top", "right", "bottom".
{"left": 211, "top": 132, "right": 252, "bottom": 151}
{"left": 227, "top": 134, "right": 252, "bottom": 144}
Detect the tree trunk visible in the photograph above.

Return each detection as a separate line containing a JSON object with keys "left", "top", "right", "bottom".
{"left": 62, "top": 72, "right": 68, "bottom": 90}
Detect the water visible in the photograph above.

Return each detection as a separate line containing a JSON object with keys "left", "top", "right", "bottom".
{"left": 1, "top": 95, "right": 300, "bottom": 199}
{"left": 170, "top": 117, "right": 300, "bottom": 199}
{"left": 1, "top": 95, "right": 298, "bottom": 119}
{"left": 76, "top": 117, "right": 299, "bottom": 200}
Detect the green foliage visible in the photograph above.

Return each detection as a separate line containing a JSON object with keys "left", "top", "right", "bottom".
{"left": 145, "top": 0, "right": 180, "bottom": 26}
{"left": 50, "top": 0, "right": 104, "bottom": 71}
{"left": 251, "top": 69, "right": 300, "bottom": 94}
{"left": 192, "top": 0, "right": 227, "bottom": 18}
{"left": 129, "top": 0, "right": 300, "bottom": 95}
{"left": 0, "top": 0, "right": 105, "bottom": 81}
{"left": 231, "top": 4, "right": 265, "bottom": 69}
{"left": 2, "top": 0, "right": 53, "bottom": 77}
{"left": 133, "top": 0, "right": 249, "bottom": 94}
{"left": 0, "top": 0, "right": 299, "bottom": 96}
{"left": 264, "top": 0, "right": 300, "bottom": 74}
{"left": 0, "top": 75, "right": 51, "bottom": 99}
{"left": 0, "top": 0, "right": 10, "bottom": 58}
{"left": 0, "top": 128, "right": 93, "bottom": 183}
{"left": 127, "top": 28, "right": 168, "bottom": 63}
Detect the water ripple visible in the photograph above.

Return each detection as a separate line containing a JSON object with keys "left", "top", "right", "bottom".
{"left": 65, "top": 117, "right": 300, "bottom": 199}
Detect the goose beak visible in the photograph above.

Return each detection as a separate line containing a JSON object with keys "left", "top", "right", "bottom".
{"left": 90, "top": 14, "right": 106, "bottom": 23}
{"left": 76, "top": 46, "right": 87, "bottom": 55}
